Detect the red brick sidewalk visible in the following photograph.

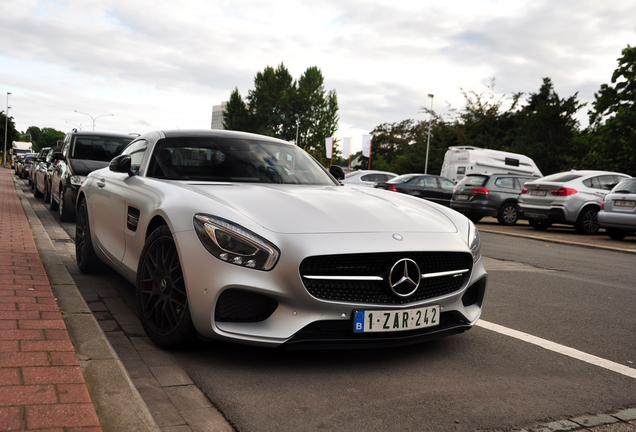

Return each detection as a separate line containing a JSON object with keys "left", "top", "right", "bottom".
{"left": 0, "top": 169, "right": 101, "bottom": 431}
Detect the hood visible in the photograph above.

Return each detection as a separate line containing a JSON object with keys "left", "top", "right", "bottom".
{"left": 178, "top": 183, "right": 458, "bottom": 235}
{"left": 69, "top": 159, "right": 110, "bottom": 176}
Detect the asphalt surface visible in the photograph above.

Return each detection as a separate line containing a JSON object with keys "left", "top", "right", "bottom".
{"left": 13, "top": 174, "right": 636, "bottom": 432}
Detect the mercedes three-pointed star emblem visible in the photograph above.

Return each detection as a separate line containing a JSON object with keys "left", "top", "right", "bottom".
{"left": 388, "top": 258, "right": 421, "bottom": 297}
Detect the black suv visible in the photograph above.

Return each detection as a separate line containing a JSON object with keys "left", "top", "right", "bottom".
{"left": 50, "top": 130, "right": 134, "bottom": 221}
{"left": 450, "top": 173, "right": 540, "bottom": 225}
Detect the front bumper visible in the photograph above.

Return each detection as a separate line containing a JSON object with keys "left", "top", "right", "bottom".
{"left": 174, "top": 229, "right": 487, "bottom": 348}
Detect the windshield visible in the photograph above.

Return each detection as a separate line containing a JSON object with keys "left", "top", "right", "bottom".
{"left": 146, "top": 137, "right": 337, "bottom": 185}
{"left": 456, "top": 175, "right": 488, "bottom": 187}
{"left": 71, "top": 135, "right": 133, "bottom": 161}
{"left": 611, "top": 178, "right": 636, "bottom": 194}
{"left": 387, "top": 174, "right": 418, "bottom": 184}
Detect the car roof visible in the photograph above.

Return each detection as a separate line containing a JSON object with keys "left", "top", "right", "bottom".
{"left": 69, "top": 130, "right": 135, "bottom": 139}
{"left": 159, "top": 129, "right": 293, "bottom": 145}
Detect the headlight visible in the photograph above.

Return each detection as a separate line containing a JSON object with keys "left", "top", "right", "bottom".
{"left": 467, "top": 220, "right": 482, "bottom": 263}
{"left": 193, "top": 214, "right": 280, "bottom": 271}
{"left": 70, "top": 175, "right": 87, "bottom": 186}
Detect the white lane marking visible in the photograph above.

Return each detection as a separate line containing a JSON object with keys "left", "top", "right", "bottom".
{"left": 477, "top": 320, "right": 636, "bottom": 379}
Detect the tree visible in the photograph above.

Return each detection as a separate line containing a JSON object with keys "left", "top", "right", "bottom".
{"left": 0, "top": 112, "right": 18, "bottom": 165}
{"left": 510, "top": 77, "right": 585, "bottom": 175}
{"left": 585, "top": 45, "right": 636, "bottom": 175}
{"left": 224, "top": 64, "right": 339, "bottom": 166}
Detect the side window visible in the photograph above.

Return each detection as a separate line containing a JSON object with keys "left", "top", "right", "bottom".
{"left": 122, "top": 140, "right": 148, "bottom": 175}
{"left": 598, "top": 175, "right": 617, "bottom": 190}
{"left": 439, "top": 178, "right": 455, "bottom": 191}
{"left": 418, "top": 177, "right": 438, "bottom": 188}
{"left": 494, "top": 177, "right": 515, "bottom": 189}
{"left": 583, "top": 177, "right": 601, "bottom": 189}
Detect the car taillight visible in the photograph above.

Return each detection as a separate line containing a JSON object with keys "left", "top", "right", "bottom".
{"left": 521, "top": 187, "right": 528, "bottom": 194}
{"left": 601, "top": 196, "right": 605, "bottom": 210}
{"left": 388, "top": 185, "right": 398, "bottom": 192}
{"left": 550, "top": 187, "right": 577, "bottom": 196}
{"left": 472, "top": 188, "right": 490, "bottom": 194}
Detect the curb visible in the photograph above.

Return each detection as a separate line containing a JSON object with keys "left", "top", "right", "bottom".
{"left": 14, "top": 175, "right": 160, "bottom": 431}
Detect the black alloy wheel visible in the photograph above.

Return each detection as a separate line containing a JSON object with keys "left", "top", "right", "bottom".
{"left": 574, "top": 207, "right": 599, "bottom": 235}
{"left": 49, "top": 185, "right": 59, "bottom": 211}
{"left": 75, "top": 199, "right": 102, "bottom": 273}
{"left": 58, "top": 188, "right": 73, "bottom": 222}
{"left": 497, "top": 203, "right": 519, "bottom": 225}
{"left": 137, "top": 226, "right": 195, "bottom": 348}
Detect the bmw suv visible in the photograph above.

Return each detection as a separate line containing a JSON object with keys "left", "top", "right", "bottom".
{"left": 518, "top": 170, "right": 630, "bottom": 234}
{"left": 450, "top": 173, "right": 539, "bottom": 225}
{"left": 50, "top": 130, "right": 134, "bottom": 221}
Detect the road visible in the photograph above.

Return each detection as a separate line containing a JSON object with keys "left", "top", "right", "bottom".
{"left": 18, "top": 178, "right": 636, "bottom": 431}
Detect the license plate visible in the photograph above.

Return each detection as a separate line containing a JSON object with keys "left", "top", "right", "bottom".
{"left": 456, "top": 194, "right": 469, "bottom": 201}
{"left": 353, "top": 306, "right": 440, "bottom": 333}
{"left": 530, "top": 190, "right": 547, "bottom": 196}
{"left": 615, "top": 200, "right": 635, "bottom": 207}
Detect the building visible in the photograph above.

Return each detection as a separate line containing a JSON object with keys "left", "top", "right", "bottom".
{"left": 211, "top": 102, "right": 227, "bottom": 130}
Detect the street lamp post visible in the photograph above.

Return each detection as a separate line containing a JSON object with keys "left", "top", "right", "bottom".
{"left": 424, "top": 94, "right": 434, "bottom": 175}
{"left": 295, "top": 114, "right": 300, "bottom": 145}
{"left": 65, "top": 121, "right": 84, "bottom": 130}
{"left": 74, "top": 110, "right": 114, "bottom": 131}
{"left": 4, "top": 92, "right": 11, "bottom": 168}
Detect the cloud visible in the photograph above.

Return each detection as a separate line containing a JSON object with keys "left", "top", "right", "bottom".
{"left": 0, "top": 0, "right": 634, "bottom": 147}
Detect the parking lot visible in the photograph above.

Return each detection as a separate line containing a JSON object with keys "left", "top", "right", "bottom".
{"left": 14, "top": 175, "right": 636, "bottom": 432}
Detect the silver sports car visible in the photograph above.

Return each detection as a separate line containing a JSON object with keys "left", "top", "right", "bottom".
{"left": 76, "top": 130, "right": 487, "bottom": 349}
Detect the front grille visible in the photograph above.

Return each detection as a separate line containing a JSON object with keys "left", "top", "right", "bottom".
{"left": 215, "top": 289, "right": 278, "bottom": 322}
{"left": 300, "top": 252, "right": 472, "bottom": 305}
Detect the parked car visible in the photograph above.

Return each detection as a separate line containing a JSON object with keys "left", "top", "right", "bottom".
{"left": 375, "top": 174, "right": 456, "bottom": 207}
{"left": 33, "top": 147, "right": 60, "bottom": 202}
{"left": 50, "top": 130, "right": 134, "bottom": 221}
{"left": 17, "top": 153, "right": 38, "bottom": 180}
{"left": 340, "top": 170, "right": 398, "bottom": 187}
{"left": 450, "top": 173, "right": 540, "bottom": 225}
{"left": 598, "top": 177, "right": 636, "bottom": 240}
{"left": 76, "top": 129, "right": 487, "bottom": 349}
{"left": 518, "top": 170, "right": 631, "bottom": 234}
{"left": 14, "top": 154, "right": 26, "bottom": 176}
{"left": 30, "top": 147, "right": 51, "bottom": 195}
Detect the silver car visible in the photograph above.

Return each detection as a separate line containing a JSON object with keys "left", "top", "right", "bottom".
{"left": 598, "top": 177, "right": 636, "bottom": 240}
{"left": 340, "top": 170, "right": 398, "bottom": 187}
{"left": 518, "top": 170, "right": 630, "bottom": 234}
{"left": 76, "top": 130, "right": 486, "bottom": 349}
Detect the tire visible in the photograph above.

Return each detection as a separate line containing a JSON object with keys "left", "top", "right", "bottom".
{"left": 606, "top": 228, "right": 628, "bottom": 240}
{"left": 528, "top": 219, "right": 552, "bottom": 230}
{"left": 58, "top": 187, "right": 73, "bottom": 222}
{"left": 44, "top": 183, "right": 51, "bottom": 204}
{"left": 137, "top": 225, "right": 196, "bottom": 349}
{"left": 574, "top": 207, "right": 599, "bottom": 235}
{"left": 497, "top": 203, "right": 518, "bottom": 225}
{"left": 75, "top": 199, "right": 102, "bottom": 273}
{"left": 33, "top": 180, "right": 42, "bottom": 198}
{"left": 49, "top": 186, "right": 59, "bottom": 211}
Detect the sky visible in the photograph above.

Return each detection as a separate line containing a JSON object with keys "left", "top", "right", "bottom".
{"left": 1, "top": 0, "right": 634, "bottom": 154}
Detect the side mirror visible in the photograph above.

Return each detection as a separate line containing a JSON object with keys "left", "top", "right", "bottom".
{"left": 109, "top": 155, "right": 134, "bottom": 176}
{"left": 329, "top": 165, "right": 345, "bottom": 181}
{"left": 52, "top": 151, "right": 64, "bottom": 161}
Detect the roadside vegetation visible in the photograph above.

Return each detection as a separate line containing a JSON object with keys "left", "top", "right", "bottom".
{"left": 2, "top": 46, "right": 633, "bottom": 176}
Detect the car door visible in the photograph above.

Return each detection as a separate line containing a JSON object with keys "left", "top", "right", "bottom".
{"left": 89, "top": 140, "right": 147, "bottom": 266}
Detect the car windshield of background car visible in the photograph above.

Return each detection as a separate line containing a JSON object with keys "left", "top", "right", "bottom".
{"left": 456, "top": 175, "right": 488, "bottom": 187}
{"left": 612, "top": 179, "right": 636, "bottom": 194}
{"left": 539, "top": 173, "right": 582, "bottom": 183}
{"left": 71, "top": 136, "right": 132, "bottom": 162}
{"left": 147, "top": 137, "right": 337, "bottom": 185}
{"left": 387, "top": 174, "right": 417, "bottom": 184}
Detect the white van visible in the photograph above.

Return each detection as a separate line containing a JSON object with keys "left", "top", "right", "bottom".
{"left": 440, "top": 146, "right": 543, "bottom": 183}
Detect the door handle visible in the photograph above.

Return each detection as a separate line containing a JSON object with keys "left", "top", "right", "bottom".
{"left": 96, "top": 179, "right": 106, "bottom": 188}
